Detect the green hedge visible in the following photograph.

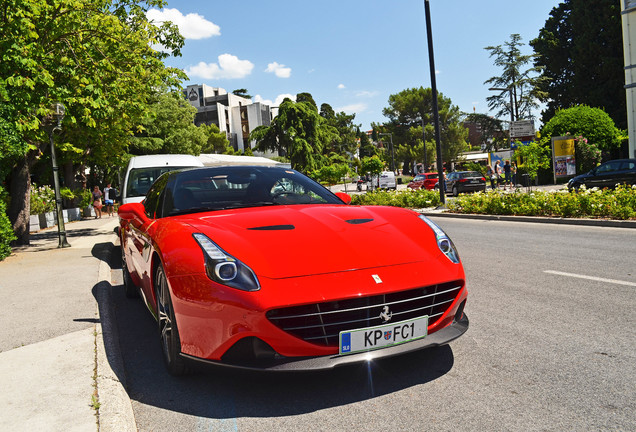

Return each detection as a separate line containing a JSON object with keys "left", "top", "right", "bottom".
{"left": 351, "top": 189, "right": 441, "bottom": 208}
{"left": 349, "top": 185, "right": 636, "bottom": 220}
{"left": 448, "top": 185, "right": 636, "bottom": 220}
{"left": 0, "top": 188, "right": 16, "bottom": 261}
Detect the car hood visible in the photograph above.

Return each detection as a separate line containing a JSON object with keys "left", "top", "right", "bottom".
{"left": 180, "top": 205, "right": 441, "bottom": 279}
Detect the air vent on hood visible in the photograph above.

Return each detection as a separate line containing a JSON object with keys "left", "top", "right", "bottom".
{"left": 247, "top": 224, "right": 295, "bottom": 231}
{"left": 345, "top": 218, "right": 374, "bottom": 225}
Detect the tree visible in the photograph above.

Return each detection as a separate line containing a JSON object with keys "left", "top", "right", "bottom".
{"left": 514, "top": 141, "right": 550, "bottom": 181}
{"left": 464, "top": 113, "right": 507, "bottom": 152}
{"left": 530, "top": 0, "right": 625, "bottom": 128}
{"left": 200, "top": 123, "right": 232, "bottom": 154}
{"left": 0, "top": 0, "right": 185, "bottom": 244}
{"left": 540, "top": 105, "right": 622, "bottom": 156}
{"left": 319, "top": 103, "right": 358, "bottom": 156}
{"left": 250, "top": 95, "right": 326, "bottom": 172}
{"left": 130, "top": 90, "right": 207, "bottom": 155}
{"left": 484, "top": 34, "right": 548, "bottom": 121}
{"left": 232, "top": 89, "right": 252, "bottom": 99}
{"left": 382, "top": 87, "right": 468, "bottom": 167}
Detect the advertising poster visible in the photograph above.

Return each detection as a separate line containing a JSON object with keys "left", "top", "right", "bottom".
{"left": 552, "top": 137, "right": 576, "bottom": 181}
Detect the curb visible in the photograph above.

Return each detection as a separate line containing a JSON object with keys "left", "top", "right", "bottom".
{"left": 418, "top": 210, "right": 636, "bottom": 229}
{"left": 94, "top": 237, "right": 137, "bottom": 431}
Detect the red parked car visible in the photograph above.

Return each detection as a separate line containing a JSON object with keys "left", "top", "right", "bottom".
{"left": 119, "top": 166, "right": 468, "bottom": 374}
{"left": 407, "top": 172, "right": 439, "bottom": 190}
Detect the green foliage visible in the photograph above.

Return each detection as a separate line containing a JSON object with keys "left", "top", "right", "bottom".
{"left": 514, "top": 141, "right": 550, "bottom": 180}
{"left": 361, "top": 156, "right": 384, "bottom": 176}
{"left": 74, "top": 188, "right": 93, "bottom": 208}
{"left": 29, "top": 184, "right": 56, "bottom": 215}
{"left": 200, "top": 123, "right": 231, "bottom": 154}
{"left": 251, "top": 95, "right": 325, "bottom": 173}
{"left": 484, "top": 34, "right": 548, "bottom": 121}
{"left": 311, "top": 153, "right": 351, "bottom": 185}
{"left": 448, "top": 185, "right": 636, "bottom": 220}
{"left": 130, "top": 90, "right": 207, "bottom": 155}
{"left": 540, "top": 105, "right": 621, "bottom": 154}
{"left": 0, "top": 187, "right": 15, "bottom": 260}
{"left": 382, "top": 87, "right": 468, "bottom": 165}
{"left": 464, "top": 113, "right": 507, "bottom": 151}
{"left": 351, "top": 189, "right": 441, "bottom": 209}
{"left": 1, "top": 0, "right": 186, "bottom": 239}
{"left": 573, "top": 135, "right": 602, "bottom": 174}
{"left": 530, "top": 0, "right": 625, "bottom": 128}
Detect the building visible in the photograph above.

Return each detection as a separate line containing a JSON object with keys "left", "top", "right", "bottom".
{"left": 622, "top": 0, "right": 636, "bottom": 158}
{"left": 184, "top": 84, "right": 272, "bottom": 153}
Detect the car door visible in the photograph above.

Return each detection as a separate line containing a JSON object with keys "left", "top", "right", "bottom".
{"left": 588, "top": 161, "right": 621, "bottom": 189}
{"left": 619, "top": 160, "right": 636, "bottom": 186}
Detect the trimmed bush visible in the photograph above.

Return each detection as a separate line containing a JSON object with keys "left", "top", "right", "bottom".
{"left": 0, "top": 188, "right": 16, "bottom": 260}
{"left": 448, "top": 185, "right": 636, "bottom": 220}
{"left": 351, "top": 188, "right": 441, "bottom": 209}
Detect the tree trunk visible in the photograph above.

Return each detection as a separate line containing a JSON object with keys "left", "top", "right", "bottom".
{"left": 8, "top": 155, "right": 32, "bottom": 246}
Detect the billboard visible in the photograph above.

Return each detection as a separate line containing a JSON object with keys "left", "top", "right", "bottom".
{"left": 551, "top": 136, "right": 576, "bottom": 182}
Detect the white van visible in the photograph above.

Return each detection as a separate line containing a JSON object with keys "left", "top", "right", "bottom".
{"left": 378, "top": 171, "right": 397, "bottom": 190}
{"left": 121, "top": 154, "right": 204, "bottom": 204}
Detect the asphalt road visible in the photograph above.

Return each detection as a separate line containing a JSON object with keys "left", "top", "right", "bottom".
{"left": 110, "top": 218, "right": 636, "bottom": 431}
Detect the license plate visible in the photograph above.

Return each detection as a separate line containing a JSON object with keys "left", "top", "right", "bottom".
{"left": 339, "top": 316, "right": 428, "bottom": 355}
{"left": 470, "top": 180, "right": 479, "bottom": 183}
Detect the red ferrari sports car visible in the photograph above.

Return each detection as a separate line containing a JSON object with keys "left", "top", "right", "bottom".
{"left": 119, "top": 166, "right": 468, "bottom": 375}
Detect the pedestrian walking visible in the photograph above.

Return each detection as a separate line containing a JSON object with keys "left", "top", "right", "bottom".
{"left": 494, "top": 160, "right": 503, "bottom": 188}
{"left": 92, "top": 185, "right": 103, "bottom": 219}
{"left": 503, "top": 160, "right": 512, "bottom": 189}
{"left": 511, "top": 161, "right": 518, "bottom": 188}
{"left": 103, "top": 183, "right": 116, "bottom": 217}
{"left": 486, "top": 164, "right": 496, "bottom": 189}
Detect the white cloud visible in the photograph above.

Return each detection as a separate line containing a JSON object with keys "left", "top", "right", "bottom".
{"left": 338, "top": 84, "right": 346, "bottom": 89}
{"left": 147, "top": 8, "right": 220, "bottom": 40}
{"left": 265, "top": 62, "right": 292, "bottom": 78}
{"left": 335, "top": 103, "right": 367, "bottom": 115}
{"left": 185, "top": 54, "right": 254, "bottom": 79}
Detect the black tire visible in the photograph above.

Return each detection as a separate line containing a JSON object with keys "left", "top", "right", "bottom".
{"left": 122, "top": 247, "right": 139, "bottom": 299}
{"left": 155, "top": 263, "right": 188, "bottom": 376}
{"left": 452, "top": 185, "right": 459, "bottom": 197}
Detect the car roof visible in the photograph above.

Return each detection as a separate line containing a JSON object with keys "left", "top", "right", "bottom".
{"left": 128, "top": 154, "right": 204, "bottom": 169}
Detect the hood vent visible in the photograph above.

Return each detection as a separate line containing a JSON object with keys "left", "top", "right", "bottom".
{"left": 247, "top": 224, "right": 295, "bottom": 231}
{"left": 345, "top": 218, "right": 374, "bottom": 225}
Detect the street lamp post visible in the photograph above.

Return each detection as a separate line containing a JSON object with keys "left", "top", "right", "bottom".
{"left": 44, "top": 102, "right": 70, "bottom": 248}
{"left": 379, "top": 133, "right": 396, "bottom": 173}
{"left": 424, "top": 0, "right": 445, "bottom": 206}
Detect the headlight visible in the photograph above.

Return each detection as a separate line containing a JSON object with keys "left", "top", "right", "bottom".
{"left": 193, "top": 233, "right": 260, "bottom": 291}
{"left": 418, "top": 215, "right": 460, "bottom": 264}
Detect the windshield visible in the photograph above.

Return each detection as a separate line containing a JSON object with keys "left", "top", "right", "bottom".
{"left": 162, "top": 166, "right": 344, "bottom": 216}
{"left": 126, "top": 166, "right": 193, "bottom": 198}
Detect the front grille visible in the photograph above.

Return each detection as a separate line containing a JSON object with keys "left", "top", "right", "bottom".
{"left": 266, "top": 280, "right": 463, "bottom": 347}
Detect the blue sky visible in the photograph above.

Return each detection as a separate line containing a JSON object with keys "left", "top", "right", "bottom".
{"left": 150, "top": 0, "right": 561, "bottom": 130}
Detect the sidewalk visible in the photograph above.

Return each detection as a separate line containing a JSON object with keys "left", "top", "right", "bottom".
{"left": 0, "top": 216, "right": 135, "bottom": 431}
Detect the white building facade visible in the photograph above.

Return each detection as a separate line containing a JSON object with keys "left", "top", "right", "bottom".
{"left": 185, "top": 84, "right": 273, "bottom": 153}
{"left": 622, "top": 0, "right": 636, "bottom": 158}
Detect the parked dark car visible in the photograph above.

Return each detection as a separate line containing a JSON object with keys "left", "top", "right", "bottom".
{"left": 567, "top": 159, "right": 636, "bottom": 191}
{"left": 435, "top": 171, "right": 486, "bottom": 196}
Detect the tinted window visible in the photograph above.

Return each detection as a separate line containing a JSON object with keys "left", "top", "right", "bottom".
{"left": 164, "top": 166, "right": 343, "bottom": 216}
{"left": 144, "top": 174, "right": 170, "bottom": 218}
{"left": 126, "top": 166, "right": 195, "bottom": 199}
{"left": 597, "top": 162, "right": 621, "bottom": 174}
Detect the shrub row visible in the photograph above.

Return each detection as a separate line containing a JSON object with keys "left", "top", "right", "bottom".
{"left": 351, "top": 188, "right": 441, "bottom": 208}
{"left": 350, "top": 185, "right": 636, "bottom": 221}
{"left": 448, "top": 185, "right": 636, "bottom": 220}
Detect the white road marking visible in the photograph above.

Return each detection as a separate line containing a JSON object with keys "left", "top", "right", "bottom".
{"left": 544, "top": 270, "right": 636, "bottom": 287}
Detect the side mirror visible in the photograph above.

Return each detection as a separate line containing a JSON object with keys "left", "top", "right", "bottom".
{"left": 118, "top": 202, "right": 149, "bottom": 225}
{"left": 335, "top": 192, "right": 352, "bottom": 205}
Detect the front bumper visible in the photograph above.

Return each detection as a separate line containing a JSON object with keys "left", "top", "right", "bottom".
{"left": 181, "top": 313, "right": 468, "bottom": 371}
